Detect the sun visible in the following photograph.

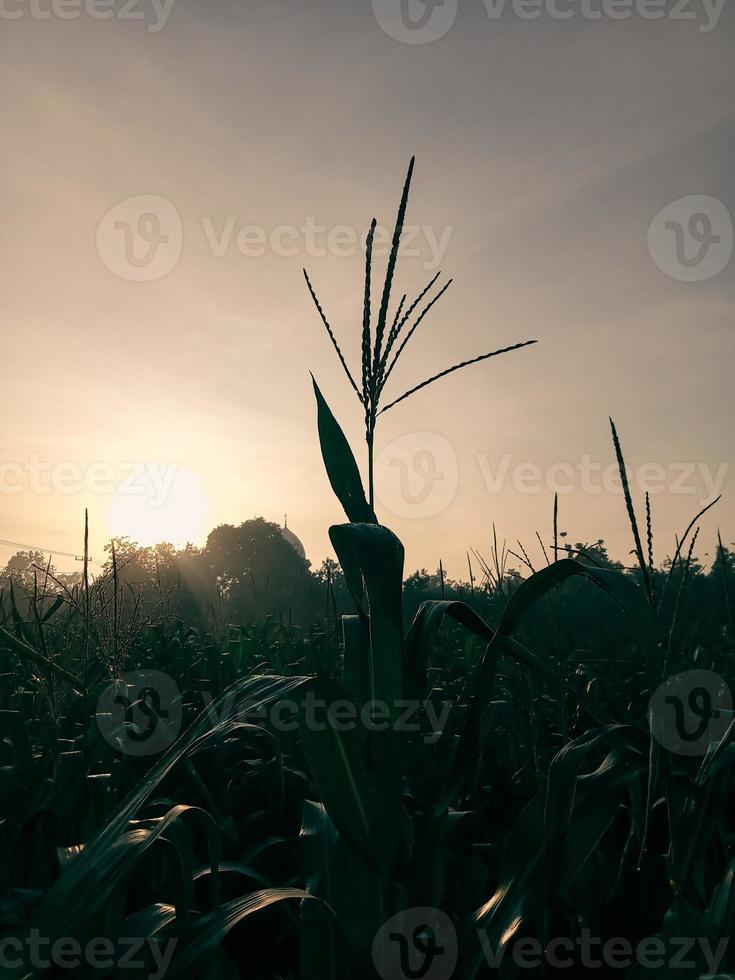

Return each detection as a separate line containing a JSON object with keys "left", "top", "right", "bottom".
{"left": 104, "top": 467, "right": 211, "bottom": 548}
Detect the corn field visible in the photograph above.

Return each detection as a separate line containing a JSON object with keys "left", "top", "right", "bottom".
{"left": 1, "top": 164, "right": 733, "bottom": 980}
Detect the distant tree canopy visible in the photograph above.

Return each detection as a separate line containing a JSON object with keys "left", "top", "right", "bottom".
{"left": 2, "top": 550, "right": 50, "bottom": 592}
{"left": 92, "top": 518, "right": 316, "bottom": 622}
{"left": 0, "top": 550, "right": 81, "bottom": 594}
{"left": 202, "top": 519, "right": 315, "bottom": 618}
{"left": 1, "top": 527, "right": 733, "bottom": 647}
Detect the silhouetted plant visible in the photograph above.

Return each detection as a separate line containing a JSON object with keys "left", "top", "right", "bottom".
{"left": 304, "top": 158, "right": 537, "bottom": 513}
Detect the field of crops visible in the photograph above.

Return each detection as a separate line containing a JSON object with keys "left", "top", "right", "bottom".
{"left": 1, "top": 165, "right": 733, "bottom": 979}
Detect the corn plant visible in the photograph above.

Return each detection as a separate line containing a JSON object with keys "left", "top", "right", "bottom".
{"left": 304, "top": 157, "right": 536, "bottom": 514}
{"left": 0, "top": 163, "right": 732, "bottom": 980}
{"left": 298, "top": 166, "right": 735, "bottom": 977}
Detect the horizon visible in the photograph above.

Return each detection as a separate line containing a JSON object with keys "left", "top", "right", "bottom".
{"left": 2, "top": 0, "right": 733, "bottom": 580}
{"left": 1, "top": 496, "right": 730, "bottom": 580}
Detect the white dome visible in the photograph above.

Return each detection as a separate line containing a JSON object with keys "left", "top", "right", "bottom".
{"left": 280, "top": 520, "right": 306, "bottom": 560}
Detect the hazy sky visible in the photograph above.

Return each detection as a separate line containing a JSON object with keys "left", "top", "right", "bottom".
{"left": 2, "top": 0, "right": 733, "bottom": 578}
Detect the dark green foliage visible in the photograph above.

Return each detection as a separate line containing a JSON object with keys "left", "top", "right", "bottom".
{"left": 0, "top": 165, "right": 732, "bottom": 979}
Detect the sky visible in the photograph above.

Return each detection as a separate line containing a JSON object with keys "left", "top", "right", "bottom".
{"left": 1, "top": 0, "right": 734, "bottom": 579}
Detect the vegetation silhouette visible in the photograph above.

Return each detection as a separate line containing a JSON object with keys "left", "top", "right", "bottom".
{"left": 0, "top": 162, "right": 732, "bottom": 979}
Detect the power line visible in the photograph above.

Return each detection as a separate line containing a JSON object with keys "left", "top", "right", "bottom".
{"left": 0, "top": 537, "right": 102, "bottom": 565}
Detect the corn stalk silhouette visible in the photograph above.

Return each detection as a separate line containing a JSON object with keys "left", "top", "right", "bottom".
{"left": 304, "top": 157, "right": 537, "bottom": 518}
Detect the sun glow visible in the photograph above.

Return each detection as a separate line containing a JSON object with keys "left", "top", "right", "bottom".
{"left": 104, "top": 467, "right": 211, "bottom": 548}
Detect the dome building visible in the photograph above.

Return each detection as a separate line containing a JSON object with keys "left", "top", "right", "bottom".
{"left": 280, "top": 516, "right": 306, "bottom": 561}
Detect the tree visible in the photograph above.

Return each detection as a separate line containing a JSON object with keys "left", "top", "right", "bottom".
{"left": 99, "top": 538, "right": 208, "bottom": 622}
{"left": 201, "top": 518, "right": 316, "bottom": 619}
{"left": 1, "top": 550, "right": 54, "bottom": 594}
